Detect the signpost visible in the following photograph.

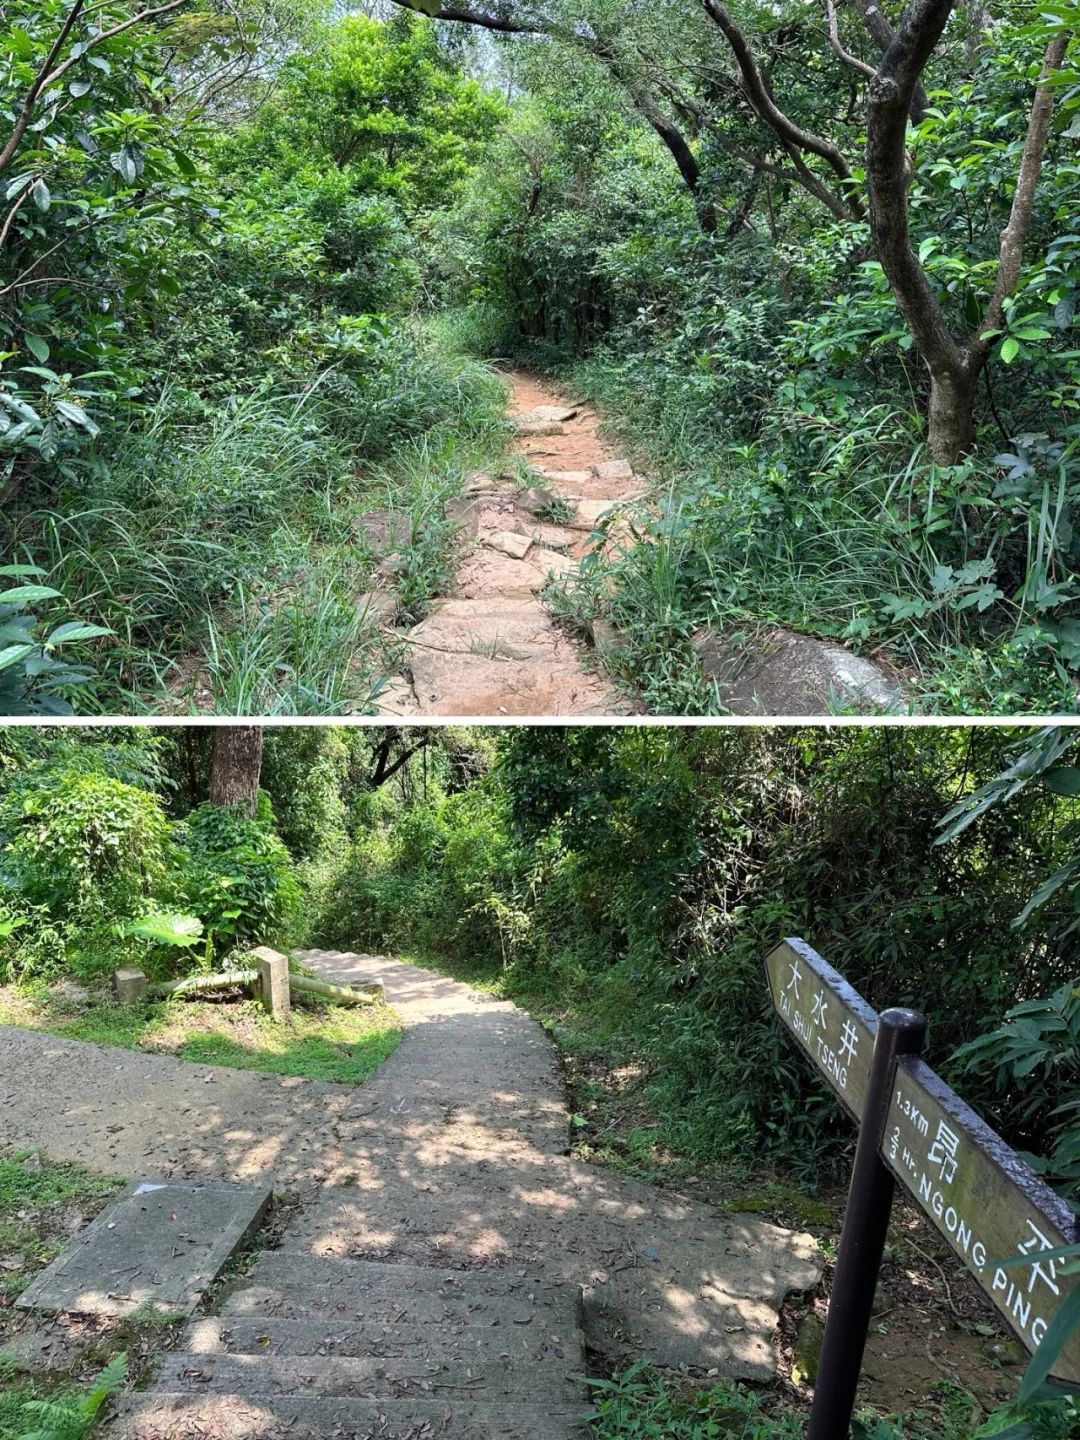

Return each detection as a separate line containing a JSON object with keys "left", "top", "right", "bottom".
{"left": 765, "top": 937, "right": 1080, "bottom": 1437}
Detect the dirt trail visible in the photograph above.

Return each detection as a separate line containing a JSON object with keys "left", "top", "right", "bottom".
{"left": 375, "top": 371, "right": 645, "bottom": 717}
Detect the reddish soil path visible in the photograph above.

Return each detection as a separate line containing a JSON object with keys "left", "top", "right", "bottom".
{"left": 375, "top": 371, "right": 646, "bottom": 717}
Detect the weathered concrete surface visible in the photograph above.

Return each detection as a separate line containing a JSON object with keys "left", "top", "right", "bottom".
{"left": 284, "top": 953, "right": 822, "bottom": 1381}
{"left": 17, "top": 1179, "right": 271, "bottom": 1317}
{"left": 111, "top": 1394, "right": 582, "bottom": 1439}
{"left": 694, "top": 626, "right": 906, "bottom": 716}
{"left": 4, "top": 953, "right": 821, "bottom": 1408}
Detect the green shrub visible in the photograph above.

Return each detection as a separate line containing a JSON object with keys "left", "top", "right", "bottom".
{"left": 0, "top": 765, "right": 169, "bottom": 924}
{"left": 180, "top": 803, "right": 301, "bottom": 948}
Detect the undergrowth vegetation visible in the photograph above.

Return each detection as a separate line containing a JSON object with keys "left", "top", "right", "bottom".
{"left": 2, "top": 3, "right": 1077, "bottom": 713}
{"left": 425, "top": 7, "right": 1080, "bottom": 714}
{"left": 0, "top": 989, "right": 402, "bottom": 1084}
{"left": 1, "top": 4, "right": 508, "bottom": 713}
{"left": 295, "top": 725, "right": 1080, "bottom": 1201}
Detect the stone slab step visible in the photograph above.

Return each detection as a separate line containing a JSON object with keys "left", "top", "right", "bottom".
{"left": 244, "top": 1254, "right": 567, "bottom": 1296}
{"left": 17, "top": 1179, "right": 271, "bottom": 1319}
{"left": 404, "top": 651, "right": 611, "bottom": 717}
{"left": 188, "top": 1315, "right": 577, "bottom": 1367}
{"left": 110, "top": 1393, "right": 584, "bottom": 1439}
{"left": 221, "top": 1283, "right": 575, "bottom": 1329}
{"left": 222, "top": 1258, "right": 580, "bottom": 1329}
{"left": 453, "top": 548, "right": 571, "bottom": 601}
{"left": 157, "top": 1348, "right": 583, "bottom": 1405}
{"left": 408, "top": 598, "right": 558, "bottom": 661}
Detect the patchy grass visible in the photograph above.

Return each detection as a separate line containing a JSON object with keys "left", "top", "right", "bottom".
{"left": 580, "top": 1363, "right": 1035, "bottom": 1439}
{"left": 0, "top": 1151, "right": 138, "bottom": 1440}
{"left": 0, "top": 987, "right": 403, "bottom": 1086}
{"left": 0, "top": 1152, "right": 121, "bottom": 1303}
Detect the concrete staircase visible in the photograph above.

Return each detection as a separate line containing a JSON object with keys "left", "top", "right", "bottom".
{"left": 111, "top": 1253, "right": 588, "bottom": 1439}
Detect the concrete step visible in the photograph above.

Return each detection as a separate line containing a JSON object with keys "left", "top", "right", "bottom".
{"left": 188, "top": 1315, "right": 578, "bottom": 1367}
{"left": 157, "top": 1347, "right": 583, "bottom": 1405}
{"left": 220, "top": 1283, "right": 576, "bottom": 1330}
{"left": 221, "top": 1257, "right": 581, "bottom": 1331}
{"left": 241, "top": 1254, "right": 568, "bottom": 1300}
{"left": 110, "top": 1393, "right": 585, "bottom": 1439}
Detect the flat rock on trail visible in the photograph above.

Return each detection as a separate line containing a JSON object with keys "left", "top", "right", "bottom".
{"left": 3, "top": 956, "right": 821, "bottom": 1436}
{"left": 375, "top": 372, "right": 645, "bottom": 717}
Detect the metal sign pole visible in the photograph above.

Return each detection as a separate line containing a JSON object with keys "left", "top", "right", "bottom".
{"left": 806, "top": 1007, "right": 928, "bottom": 1440}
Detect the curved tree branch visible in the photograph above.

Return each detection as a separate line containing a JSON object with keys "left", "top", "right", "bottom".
{"left": 0, "top": 0, "right": 87, "bottom": 176}
{"left": 852, "top": 0, "right": 928, "bottom": 121}
{"left": 866, "top": 0, "right": 963, "bottom": 378}
{"left": 387, "top": 0, "right": 537, "bottom": 34}
{"left": 593, "top": 44, "right": 716, "bottom": 233}
{"left": 824, "top": 0, "right": 876, "bottom": 80}
{"left": 0, "top": 0, "right": 191, "bottom": 178}
{"left": 700, "top": 0, "right": 863, "bottom": 218}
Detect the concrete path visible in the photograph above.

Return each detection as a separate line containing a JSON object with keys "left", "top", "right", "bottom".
{"left": 376, "top": 374, "right": 643, "bottom": 716}
{"left": 3, "top": 954, "right": 822, "bottom": 1437}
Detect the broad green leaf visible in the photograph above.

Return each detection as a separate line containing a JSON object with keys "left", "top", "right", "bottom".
{"left": 46, "top": 621, "right": 112, "bottom": 646}
{"left": 1001, "top": 336, "right": 1020, "bottom": 364}
{"left": 0, "top": 643, "right": 35, "bottom": 672}
{"left": 1017, "top": 1285, "right": 1080, "bottom": 1405}
{"left": 24, "top": 335, "right": 49, "bottom": 364}
{"left": 31, "top": 178, "right": 50, "bottom": 212}
{"left": 123, "top": 912, "right": 204, "bottom": 947}
{"left": 1044, "top": 768, "right": 1080, "bottom": 797}
{"left": 0, "top": 585, "right": 63, "bottom": 605}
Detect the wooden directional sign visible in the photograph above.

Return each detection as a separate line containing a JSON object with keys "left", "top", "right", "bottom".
{"left": 765, "top": 937, "right": 876, "bottom": 1122}
{"left": 884, "top": 1055, "right": 1080, "bottom": 1381}
{"left": 765, "top": 938, "right": 1080, "bottom": 1388}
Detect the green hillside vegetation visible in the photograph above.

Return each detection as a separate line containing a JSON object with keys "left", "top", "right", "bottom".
{"left": 1, "top": 4, "right": 1078, "bottom": 713}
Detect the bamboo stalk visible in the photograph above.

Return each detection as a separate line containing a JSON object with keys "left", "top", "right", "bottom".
{"left": 291, "top": 975, "right": 382, "bottom": 1007}
{"left": 148, "top": 969, "right": 258, "bottom": 998}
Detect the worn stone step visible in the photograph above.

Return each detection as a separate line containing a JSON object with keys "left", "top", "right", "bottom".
{"left": 222, "top": 1257, "right": 580, "bottom": 1329}
{"left": 408, "top": 598, "right": 559, "bottom": 661}
{"left": 110, "top": 1393, "right": 584, "bottom": 1440}
{"left": 221, "top": 1281, "right": 579, "bottom": 1329}
{"left": 405, "top": 650, "right": 611, "bottom": 717}
{"left": 241, "top": 1253, "right": 570, "bottom": 1296}
{"left": 157, "top": 1347, "right": 583, "bottom": 1405}
{"left": 188, "top": 1315, "right": 578, "bottom": 1367}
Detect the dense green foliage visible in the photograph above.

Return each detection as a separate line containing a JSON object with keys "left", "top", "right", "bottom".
{"left": 2, "top": 3, "right": 1077, "bottom": 713}
{"left": 425, "top": 2, "right": 1080, "bottom": 713}
{"left": 310, "top": 725, "right": 1080, "bottom": 1196}
{"left": 0, "top": 727, "right": 298, "bottom": 979}
{"left": 1, "top": 3, "right": 508, "bottom": 712}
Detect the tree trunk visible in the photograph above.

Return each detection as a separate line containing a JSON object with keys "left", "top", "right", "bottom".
{"left": 927, "top": 364, "right": 976, "bottom": 466}
{"left": 210, "top": 725, "right": 263, "bottom": 816}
